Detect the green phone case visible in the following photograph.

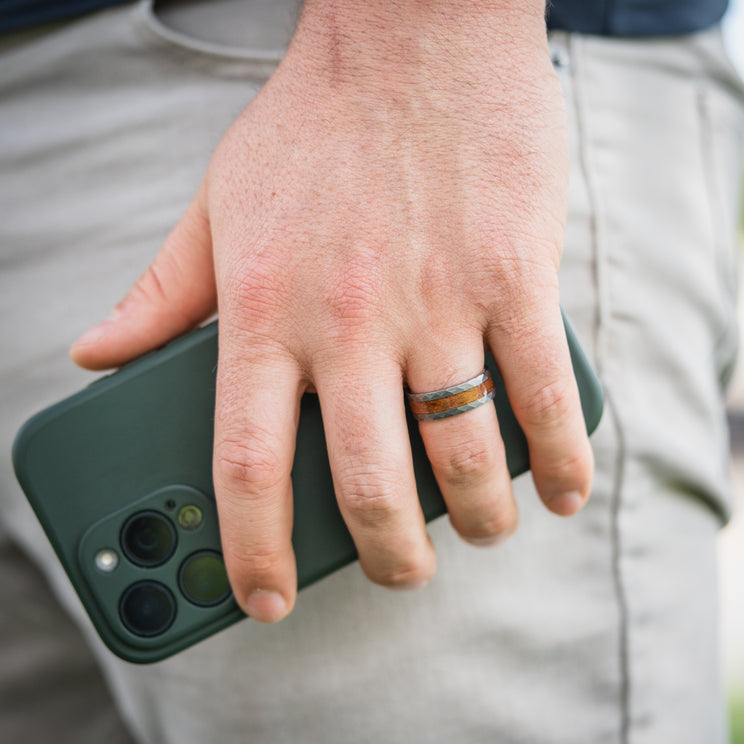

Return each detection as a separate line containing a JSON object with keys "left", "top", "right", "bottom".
{"left": 13, "top": 315, "right": 603, "bottom": 663}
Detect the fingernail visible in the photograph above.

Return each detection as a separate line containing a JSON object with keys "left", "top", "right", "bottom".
{"left": 388, "top": 577, "right": 432, "bottom": 592}
{"left": 549, "top": 490, "right": 586, "bottom": 516}
{"left": 72, "top": 314, "right": 117, "bottom": 347}
{"left": 244, "top": 589, "right": 289, "bottom": 623}
{"left": 464, "top": 533, "right": 510, "bottom": 548}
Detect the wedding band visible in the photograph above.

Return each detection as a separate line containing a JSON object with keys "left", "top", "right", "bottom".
{"left": 407, "top": 368, "right": 496, "bottom": 421}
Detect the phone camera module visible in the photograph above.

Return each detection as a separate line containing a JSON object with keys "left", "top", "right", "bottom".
{"left": 121, "top": 510, "right": 177, "bottom": 568}
{"left": 119, "top": 581, "right": 176, "bottom": 637}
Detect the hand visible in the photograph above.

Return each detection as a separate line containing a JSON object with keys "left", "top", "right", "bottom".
{"left": 71, "top": 0, "right": 594, "bottom": 623}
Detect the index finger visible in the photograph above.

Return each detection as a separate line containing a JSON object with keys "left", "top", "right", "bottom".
{"left": 212, "top": 328, "right": 303, "bottom": 623}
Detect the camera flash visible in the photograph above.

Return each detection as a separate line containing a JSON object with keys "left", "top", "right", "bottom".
{"left": 94, "top": 548, "right": 119, "bottom": 573}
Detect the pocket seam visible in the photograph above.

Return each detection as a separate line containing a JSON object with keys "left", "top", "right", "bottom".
{"left": 131, "top": 0, "right": 285, "bottom": 74}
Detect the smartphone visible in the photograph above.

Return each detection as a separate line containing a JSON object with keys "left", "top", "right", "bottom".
{"left": 13, "top": 315, "right": 603, "bottom": 663}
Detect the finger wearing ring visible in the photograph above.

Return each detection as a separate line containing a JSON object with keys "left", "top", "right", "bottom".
{"left": 406, "top": 368, "right": 496, "bottom": 421}
{"left": 406, "top": 356, "right": 517, "bottom": 545}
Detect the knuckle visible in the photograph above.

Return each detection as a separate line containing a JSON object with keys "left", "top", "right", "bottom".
{"left": 520, "top": 378, "right": 573, "bottom": 430}
{"left": 214, "top": 432, "right": 284, "bottom": 496}
{"left": 340, "top": 474, "right": 404, "bottom": 529}
{"left": 540, "top": 448, "right": 593, "bottom": 491}
{"left": 456, "top": 508, "right": 518, "bottom": 543}
{"left": 224, "top": 545, "right": 283, "bottom": 602}
{"left": 324, "top": 263, "right": 383, "bottom": 330}
{"left": 478, "top": 238, "right": 558, "bottom": 297}
{"left": 377, "top": 561, "right": 430, "bottom": 588}
{"left": 488, "top": 301, "right": 555, "bottom": 345}
{"left": 227, "top": 544, "right": 281, "bottom": 579}
{"left": 127, "top": 262, "right": 170, "bottom": 309}
{"left": 434, "top": 438, "right": 498, "bottom": 487}
{"left": 221, "top": 256, "right": 290, "bottom": 328}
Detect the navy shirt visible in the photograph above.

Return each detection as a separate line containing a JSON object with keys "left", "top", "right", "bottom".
{"left": 0, "top": 0, "right": 731, "bottom": 38}
{"left": 1, "top": 0, "right": 132, "bottom": 33}
{"left": 547, "top": 0, "right": 729, "bottom": 36}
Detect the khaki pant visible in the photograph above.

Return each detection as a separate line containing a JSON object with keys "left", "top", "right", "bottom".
{"left": 1, "top": 2, "right": 743, "bottom": 742}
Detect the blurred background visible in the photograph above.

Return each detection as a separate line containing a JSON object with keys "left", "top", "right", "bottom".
{"left": 721, "top": 3, "right": 744, "bottom": 741}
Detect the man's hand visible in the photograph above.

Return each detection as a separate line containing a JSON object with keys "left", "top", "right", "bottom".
{"left": 70, "top": 0, "right": 593, "bottom": 623}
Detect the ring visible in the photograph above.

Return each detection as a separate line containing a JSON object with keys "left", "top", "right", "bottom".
{"left": 406, "top": 368, "right": 496, "bottom": 421}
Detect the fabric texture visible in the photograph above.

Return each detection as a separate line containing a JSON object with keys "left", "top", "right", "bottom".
{"left": 0, "top": 1, "right": 743, "bottom": 742}
{"left": 0, "top": 533, "right": 137, "bottom": 744}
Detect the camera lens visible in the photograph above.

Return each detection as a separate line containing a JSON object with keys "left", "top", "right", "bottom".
{"left": 178, "top": 551, "right": 232, "bottom": 607}
{"left": 121, "top": 510, "right": 177, "bottom": 567}
{"left": 119, "top": 581, "right": 176, "bottom": 637}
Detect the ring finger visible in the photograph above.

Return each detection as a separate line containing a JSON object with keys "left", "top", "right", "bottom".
{"left": 406, "top": 331, "right": 518, "bottom": 546}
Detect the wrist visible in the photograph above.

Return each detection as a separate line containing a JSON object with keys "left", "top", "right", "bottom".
{"left": 288, "top": 0, "right": 551, "bottom": 93}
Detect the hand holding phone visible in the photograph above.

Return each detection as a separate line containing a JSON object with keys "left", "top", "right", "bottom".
{"left": 14, "top": 316, "right": 602, "bottom": 662}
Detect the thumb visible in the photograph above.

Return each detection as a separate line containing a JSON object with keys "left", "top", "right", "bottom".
{"left": 70, "top": 188, "right": 216, "bottom": 370}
